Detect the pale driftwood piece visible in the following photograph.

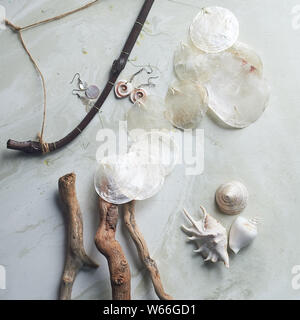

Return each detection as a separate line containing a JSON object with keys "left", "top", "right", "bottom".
{"left": 123, "top": 201, "right": 173, "bottom": 300}
{"left": 95, "top": 198, "right": 131, "bottom": 300}
{"left": 58, "top": 173, "right": 99, "bottom": 300}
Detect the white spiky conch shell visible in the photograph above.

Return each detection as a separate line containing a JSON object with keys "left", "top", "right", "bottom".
{"left": 114, "top": 80, "right": 133, "bottom": 98}
{"left": 229, "top": 216, "right": 259, "bottom": 254}
{"left": 189, "top": 6, "right": 239, "bottom": 53}
{"left": 216, "top": 181, "right": 248, "bottom": 215}
{"left": 181, "top": 206, "right": 229, "bottom": 268}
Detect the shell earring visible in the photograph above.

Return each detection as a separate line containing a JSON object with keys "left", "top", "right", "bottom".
{"left": 130, "top": 76, "right": 158, "bottom": 103}
{"left": 114, "top": 68, "right": 148, "bottom": 99}
{"left": 71, "top": 73, "right": 100, "bottom": 100}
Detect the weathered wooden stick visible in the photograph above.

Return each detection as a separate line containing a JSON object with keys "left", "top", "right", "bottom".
{"left": 123, "top": 201, "right": 173, "bottom": 300}
{"left": 95, "top": 198, "right": 131, "bottom": 300}
{"left": 58, "top": 173, "right": 99, "bottom": 300}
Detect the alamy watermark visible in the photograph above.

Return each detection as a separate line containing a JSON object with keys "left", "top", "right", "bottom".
{"left": 96, "top": 121, "right": 205, "bottom": 176}
{"left": 291, "top": 5, "right": 300, "bottom": 30}
{"left": 0, "top": 265, "right": 6, "bottom": 290}
{"left": 292, "top": 265, "right": 300, "bottom": 290}
{"left": 0, "top": 5, "right": 6, "bottom": 31}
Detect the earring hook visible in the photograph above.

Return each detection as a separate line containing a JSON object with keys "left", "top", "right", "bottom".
{"left": 70, "top": 73, "right": 81, "bottom": 84}
{"left": 138, "top": 76, "right": 159, "bottom": 88}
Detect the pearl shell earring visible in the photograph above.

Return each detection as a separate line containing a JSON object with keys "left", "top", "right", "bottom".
{"left": 114, "top": 68, "right": 147, "bottom": 99}
{"left": 71, "top": 73, "right": 100, "bottom": 100}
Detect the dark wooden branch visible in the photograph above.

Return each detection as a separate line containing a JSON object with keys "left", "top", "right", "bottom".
{"left": 95, "top": 197, "right": 131, "bottom": 300}
{"left": 7, "top": 0, "right": 155, "bottom": 154}
{"left": 58, "top": 173, "right": 99, "bottom": 300}
{"left": 123, "top": 201, "right": 173, "bottom": 300}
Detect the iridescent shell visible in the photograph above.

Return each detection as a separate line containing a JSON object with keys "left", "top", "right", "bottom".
{"left": 189, "top": 6, "right": 239, "bottom": 53}
{"left": 94, "top": 151, "right": 165, "bottom": 204}
{"left": 173, "top": 42, "right": 270, "bottom": 128}
{"left": 130, "top": 131, "right": 179, "bottom": 176}
{"left": 165, "top": 80, "right": 208, "bottom": 129}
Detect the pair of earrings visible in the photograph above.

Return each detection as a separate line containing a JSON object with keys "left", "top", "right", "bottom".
{"left": 70, "top": 73, "right": 100, "bottom": 100}
{"left": 114, "top": 68, "right": 158, "bottom": 103}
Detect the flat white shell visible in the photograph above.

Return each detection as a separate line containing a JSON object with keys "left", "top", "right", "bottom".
{"left": 165, "top": 80, "right": 208, "bottom": 129}
{"left": 126, "top": 95, "right": 173, "bottom": 132}
{"left": 94, "top": 152, "right": 165, "bottom": 204}
{"left": 189, "top": 6, "right": 239, "bottom": 53}
{"left": 130, "top": 131, "right": 179, "bottom": 176}
{"left": 173, "top": 42, "right": 270, "bottom": 128}
{"left": 229, "top": 216, "right": 258, "bottom": 254}
{"left": 174, "top": 41, "right": 263, "bottom": 82}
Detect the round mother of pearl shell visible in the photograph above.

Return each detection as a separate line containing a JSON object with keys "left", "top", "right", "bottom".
{"left": 85, "top": 85, "right": 100, "bottom": 99}
{"left": 216, "top": 181, "right": 249, "bottom": 215}
{"left": 189, "top": 6, "right": 239, "bottom": 53}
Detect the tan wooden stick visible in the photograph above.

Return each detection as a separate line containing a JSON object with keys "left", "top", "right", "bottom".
{"left": 58, "top": 173, "right": 99, "bottom": 300}
{"left": 123, "top": 201, "right": 173, "bottom": 300}
{"left": 95, "top": 198, "right": 131, "bottom": 300}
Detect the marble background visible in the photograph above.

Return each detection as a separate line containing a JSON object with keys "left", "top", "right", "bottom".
{"left": 0, "top": 0, "right": 300, "bottom": 300}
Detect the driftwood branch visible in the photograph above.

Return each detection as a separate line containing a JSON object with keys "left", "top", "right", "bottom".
{"left": 58, "top": 173, "right": 99, "bottom": 300}
{"left": 123, "top": 201, "right": 173, "bottom": 300}
{"left": 7, "top": 0, "right": 155, "bottom": 155}
{"left": 95, "top": 198, "right": 131, "bottom": 300}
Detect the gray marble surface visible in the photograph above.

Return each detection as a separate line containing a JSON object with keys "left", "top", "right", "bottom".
{"left": 0, "top": 0, "right": 300, "bottom": 300}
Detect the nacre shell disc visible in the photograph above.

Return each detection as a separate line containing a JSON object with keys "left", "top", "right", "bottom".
{"left": 189, "top": 6, "right": 239, "bottom": 53}
{"left": 94, "top": 151, "right": 165, "bottom": 204}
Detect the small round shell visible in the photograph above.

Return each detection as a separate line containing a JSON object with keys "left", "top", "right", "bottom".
{"left": 216, "top": 181, "right": 248, "bottom": 215}
{"left": 189, "top": 6, "right": 239, "bottom": 53}
{"left": 130, "top": 88, "right": 148, "bottom": 103}
{"left": 85, "top": 85, "right": 100, "bottom": 99}
{"left": 165, "top": 80, "right": 208, "bottom": 129}
{"left": 114, "top": 80, "right": 133, "bottom": 98}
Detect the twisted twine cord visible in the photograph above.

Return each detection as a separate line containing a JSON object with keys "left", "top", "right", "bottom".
{"left": 4, "top": 0, "right": 99, "bottom": 153}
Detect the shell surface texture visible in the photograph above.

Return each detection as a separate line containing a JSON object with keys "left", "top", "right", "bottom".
{"left": 173, "top": 41, "right": 270, "bottom": 128}
{"left": 165, "top": 80, "right": 208, "bottom": 129}
{"left": 216, "top": 181, "right": 249, "bottom": 215}
{"left": 94, "top": 151, "right": 165, "bottom": 204}
{"left": 189, "top": 6, "right": 239, "bottom": 53}
{"left": 229, "top": 216, "right": 259, "bottom": 254}
{"left": 181, "top": 206, "right": 229, "bottom": 268}
{"left": 130, "top": 131, "right": 179, "bottom": 176}
{"left": 126, "top": 95, "right": 173, "bottom": 132}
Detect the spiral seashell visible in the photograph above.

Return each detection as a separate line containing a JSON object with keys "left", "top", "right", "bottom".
{"left": 130, "top": 88, "right": 148, "bottom": 103}
{"left": 229, "top": 216, "right": 259, "bottom": 254}
{"left": 114, "top": 80, "right": 133, "bottom": 98}
{"left": 215, "top": 181, "right": 248, "bottom": 215}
